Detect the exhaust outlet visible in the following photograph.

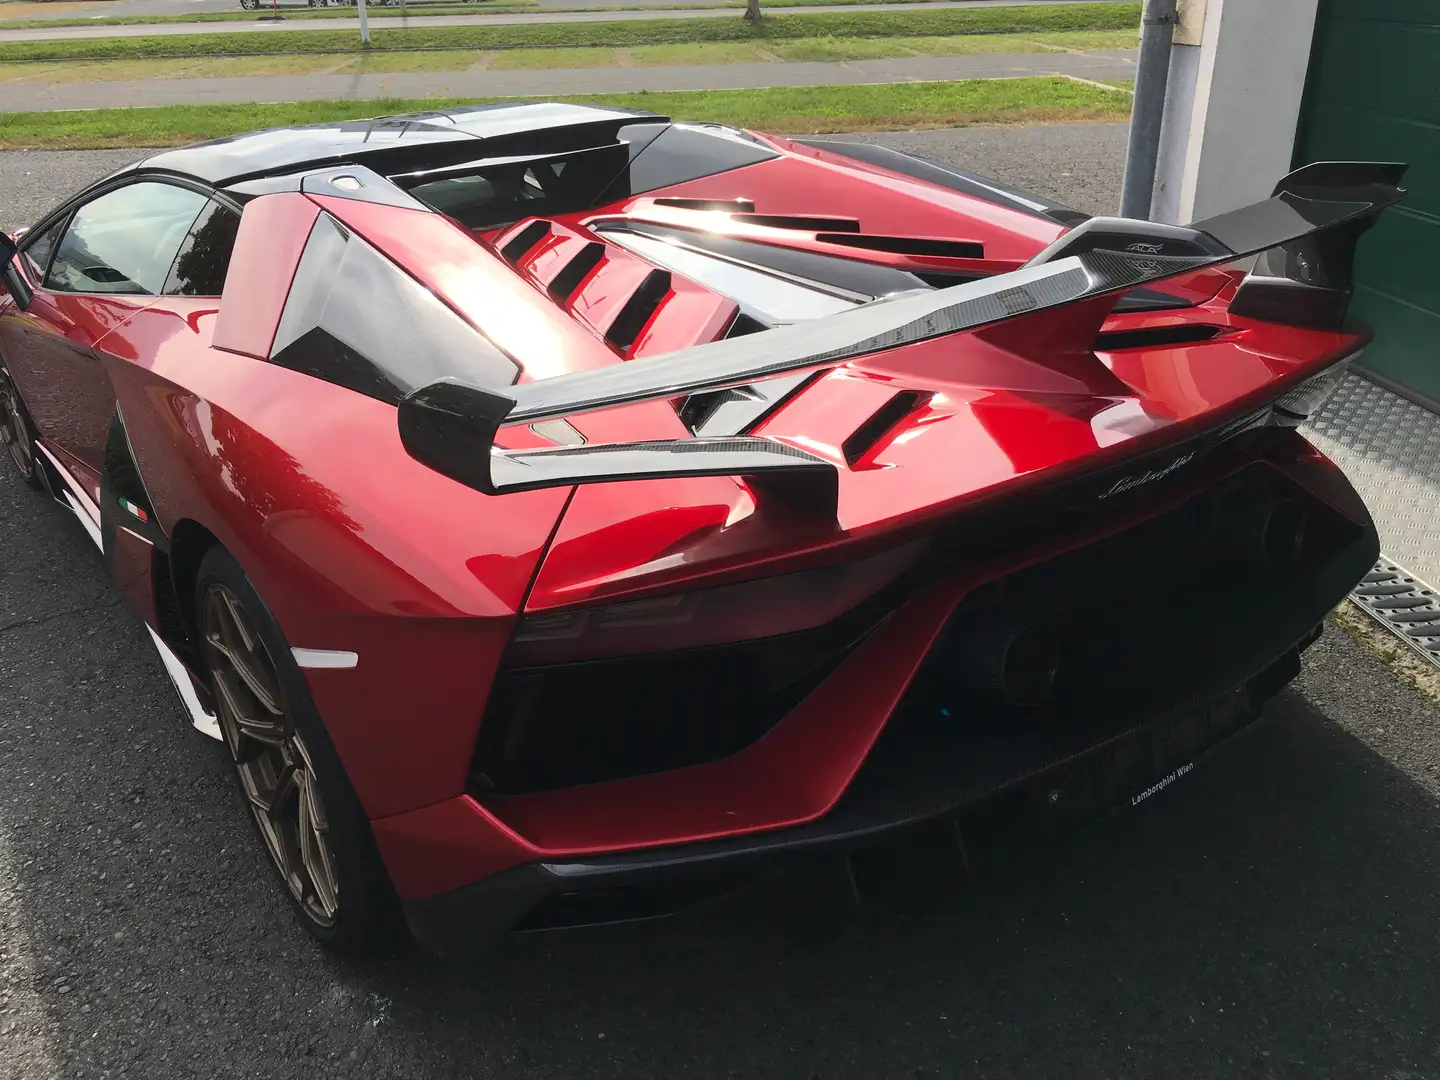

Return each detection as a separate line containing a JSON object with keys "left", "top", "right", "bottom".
{"left": 1213, "top": 487, "right": 1308, "bottom": 572}
{"left": 943, "top": 619, "right": 1060, "bottom": 709}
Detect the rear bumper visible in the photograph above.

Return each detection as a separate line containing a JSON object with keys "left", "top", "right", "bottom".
{"left": 403, "top": 643, "right": 1300, "bottom": 955}
{"left": 398, "top": 448, "right": 1380, "bottom": 955}
{"left": 402, "top": 612, "right": 1348, "bottom": 956}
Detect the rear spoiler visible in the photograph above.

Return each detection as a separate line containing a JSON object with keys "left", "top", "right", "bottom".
{"left": 398, "top": 161, "right": 1404, "bottom": 511}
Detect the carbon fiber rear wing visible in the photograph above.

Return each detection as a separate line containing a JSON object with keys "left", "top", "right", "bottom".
{"left": 398, "top": 162, "right": 1404, "bottom": 509}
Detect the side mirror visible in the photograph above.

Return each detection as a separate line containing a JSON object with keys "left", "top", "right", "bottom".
{"left": 0, "top": 233, "right": 32, "bottom": 310}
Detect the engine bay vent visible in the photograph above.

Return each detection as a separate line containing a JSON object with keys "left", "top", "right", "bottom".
{"left": 547, "top": 241, "right": 606, "bottom": 302}
{"left": 817, "top": 234, "right": 985, "bottom": 259}
{"left": 1093, "top": 325, "right": 1225, "bottom": 352}
{"left": 605, "top": 269, "right": 673, "bottom": 353}
{"left": 501, "top": 219, "right": 551, "bottom": 264}
{"left": 653, "top": 197, "right": 758, "bottom": 213}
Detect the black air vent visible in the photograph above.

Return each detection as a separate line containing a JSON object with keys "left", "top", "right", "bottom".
{"left": 1111, "top": 287, "right": 1198, "bottom": 313}
{"left": 725, "top": 312, "right": 770, "bottom": 338}
{"left": 912, "top": 270, "right": 985, "bottom": 290}
{"left": 736, "top": 214, "right": 862, "bottom": 232}
{"left": 817, "top": 234, "right": 984, "bottom": 259}
{"left": 605, "top": 269, "right": 672, "bottom": 353}
{"left": 843, "top": 391, "right": 928, "bottom": 465}
{"left": 547, "top": 241, "right": 606, "bottom": 302}
{"left": 1093, "top": 325, "right": 1225, "bottom": 351}
{"left": 654, "top": 197, "right": 757, "bottom": 213}
{"left": 501, "top": 219, "right": 551, "bottom": 264}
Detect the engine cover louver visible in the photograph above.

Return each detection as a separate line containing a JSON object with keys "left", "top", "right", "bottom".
{"left": 495, "top": 218, "right": 738, "bottom": 358}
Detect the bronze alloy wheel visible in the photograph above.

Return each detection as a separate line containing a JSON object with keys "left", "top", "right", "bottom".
{"left": 0, "top": 364, "right": 34, "bottom": 480}
{"left": 202, "top": 583, "right": 341, "bottom": 927}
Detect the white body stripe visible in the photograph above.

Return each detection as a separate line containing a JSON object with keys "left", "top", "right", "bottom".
{"left": 37, "top": 442, "right": 103, "bottom": 553}
{"left": 291, "top": 648, "right": 359, "bottom": 669}
{"left": 146, "top": 627, "right": 223, "bottom": 741}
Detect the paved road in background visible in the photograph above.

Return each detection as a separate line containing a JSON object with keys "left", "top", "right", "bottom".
{"left": 0, "top": 50, "right": 1136, "bottom": 111}
{"left": 3, "top": 126, "right": 1440, "bottom": 1080}
{"left": 0, "top": 0, "right": 1119, "bottom": 40}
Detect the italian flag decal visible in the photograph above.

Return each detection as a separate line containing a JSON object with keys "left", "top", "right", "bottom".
{"left": 118, "top": 497, "right": 148, "bottom": 522}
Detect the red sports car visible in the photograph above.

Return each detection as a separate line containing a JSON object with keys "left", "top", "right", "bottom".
{"left": 0, "top": 103, "right": 1402, "bottom": 955}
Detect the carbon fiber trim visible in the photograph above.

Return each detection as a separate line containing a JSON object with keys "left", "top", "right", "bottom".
{"left": 491, "top": 435, "right": 833, "bottom": 492}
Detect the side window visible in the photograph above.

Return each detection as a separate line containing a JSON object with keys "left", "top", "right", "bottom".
{"left": 164, "top": 199, "right": 242, "bottom": 297}
{"left": 19, "top": 219, "right": 65, "bottom": 281}
{"left": 46, "top": 182, "right": 208, "bottom": 296}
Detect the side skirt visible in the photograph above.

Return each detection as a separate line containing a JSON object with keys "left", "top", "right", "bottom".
{"left": 33, "top": 439, "right": 222, "bottom": 742}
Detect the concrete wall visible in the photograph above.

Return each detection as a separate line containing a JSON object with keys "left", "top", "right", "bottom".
{"left": 1151, "top": 0, "right": 1321, "bottom": 224}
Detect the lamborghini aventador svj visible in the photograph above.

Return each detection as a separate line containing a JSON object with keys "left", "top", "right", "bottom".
{"left": 0, "top": 103, "right": 1402, "bottom": 954}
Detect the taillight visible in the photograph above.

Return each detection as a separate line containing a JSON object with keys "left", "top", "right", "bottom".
{"left": 508, "top": 541, "right": 926, "bottom": 665}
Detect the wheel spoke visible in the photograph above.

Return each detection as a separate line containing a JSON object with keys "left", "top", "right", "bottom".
{"left": 211, "top": 669, "right": 286, "bottom": 750}
{"left": 202, "top": 581, "right": 341, "bottom": 929}
{"left": 204, "top": 592, "right": 283, "bottom": 716}
{"left": 262, "top": 762, "right": 301, "bottom": 821}
{"left": 298, "top": 771, "right": 339, "bottom": 918}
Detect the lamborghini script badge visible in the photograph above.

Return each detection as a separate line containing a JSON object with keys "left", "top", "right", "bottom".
{"left": 1099, "top": 451, "right": 1197, "bottom": 498}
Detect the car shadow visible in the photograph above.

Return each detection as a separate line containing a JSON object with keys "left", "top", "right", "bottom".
{"left": 1, "top": 468, "right": 1439, "bottom": 1079}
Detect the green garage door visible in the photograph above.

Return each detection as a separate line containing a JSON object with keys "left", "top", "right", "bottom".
{"left": 1295, "top": 0, "right": 1440, "bottom": 407}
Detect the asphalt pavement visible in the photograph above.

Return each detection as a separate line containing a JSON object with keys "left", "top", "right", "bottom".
{"left": 0, "top": 50, "right": 1137, "bottom": 111}
{"left": 0, "top": 0, "right": 1122, "bottom": 41}
{"left": 3, "top": 127, "right": 1440, "bottom": 1080}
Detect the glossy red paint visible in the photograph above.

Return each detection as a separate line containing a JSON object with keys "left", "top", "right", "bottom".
{"left": 0, "top": 266, "right": 160, "bottom": 473}
{"left": 628, "top": 273, "right": 739, "bottom": 358}
{"left": 93, "top": 293, "right": 574, "bottom": 817}
{"left": 109, "top": 526, "right": 156, "bottom": 625}
{"left": 0, "top": 118, "right": 1387, "bottom": 922}
{"left": 526, "top": 298, "right": 1364, "bottom": 610}
{"left": 211, "top": 193, "right": 319, "bottom": 360}
{"left": 663, "top": 137, "right": 1066, "bottom": 265}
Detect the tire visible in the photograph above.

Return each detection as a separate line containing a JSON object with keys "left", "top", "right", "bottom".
{"left": 240, "top": 0, "right": 259, "bottom": 9}
{"left": 195, "top": 546, "right": 405, "bottom": 954}
{"left": 0, "top": 360, "right": 39, "bottom": 488}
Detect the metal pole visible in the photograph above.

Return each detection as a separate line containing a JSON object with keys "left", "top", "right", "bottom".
{"left": 357, "top": 0, "right": 371, "bottom": 45}
{"left": 1119, "top": 0, "right": 1178, "bottom": 219}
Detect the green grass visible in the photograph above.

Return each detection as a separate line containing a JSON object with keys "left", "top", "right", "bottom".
{"left": 0, "top": 77, "right": 1133, "bottom": 149}
{"left": 0, "top": 3, "right": 1142, "bottom": 61}
{"left": 0, "top": 2, "right": 539, "bottom": 29}
{"left": 0, "top": 0, "right": 1132, "bottom": 29}
{"left": 0, "top": 28, "right": 1139, "bottom": 81}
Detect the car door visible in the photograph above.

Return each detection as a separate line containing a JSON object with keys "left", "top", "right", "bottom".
{"left": 0, "top": 180, "right": 211, "bottom": 484}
